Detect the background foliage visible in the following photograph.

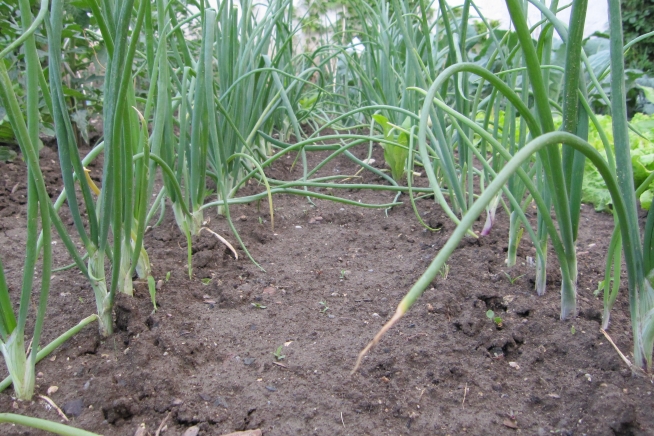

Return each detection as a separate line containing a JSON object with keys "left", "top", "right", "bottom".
{"left": 622, "top": 0, "right": 654, "bottom": 73}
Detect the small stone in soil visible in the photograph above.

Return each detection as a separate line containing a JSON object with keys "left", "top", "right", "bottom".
{"left": 244, "top": 357, "right": 256, "bottom": 366}
{"left": 62, "top": 398, "right": 84, "bottom": 417}
{"left": 182, "top": 426, "right": 200, "bottom": 436}
{"left": 214, "top": 397, "right": 228, "bottom": 408}
{"left": 265, "top": 386, "right": 277, "bottom": 392}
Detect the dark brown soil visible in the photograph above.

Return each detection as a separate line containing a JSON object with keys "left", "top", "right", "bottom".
{"left": 0, "top": 142, "right": 653, "bottom": 436}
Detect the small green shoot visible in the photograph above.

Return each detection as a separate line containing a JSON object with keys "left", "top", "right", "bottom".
{"left": 165, "top": 271, "right": 171, "bottom": 282}
{"left": 78, "top": 297, "right": 84, "bottom": 304}
{"left": 273, "top": 345, "right": 285, "bottom": 361}
{"left": 319, "top": 300, "right": 329, "bottom": 313}
{"left": 201, "top": 278, "right": 212, "bottom": 285}
{"left": 251, "top": 302, "right": 267, "bottom": 309}
{"left": 147, "top": 275, "right": 157, "bottom": 312}
{"left": 486, "top": 310, "right": 503, "bottom": 327}
{"left": 502, "top": 271, "right": 525, "bottom": 285}
{"left": 258, "top": 216, "right": 263, "bottom": 225}
{"left": 339, "top": 270, "right": 347, "bottom": 280}
{"left": 571, "top": 325, "right": 576, "bottom": 335}
{"left": 438, "top": 263, "right": 450, "bottom": 280}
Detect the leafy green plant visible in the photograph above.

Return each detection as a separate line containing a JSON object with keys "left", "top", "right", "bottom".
{"left": 319, "top": 300, "right": 329, "bottom": 313}
{"left": 622, "top": 0, "right": 654, "bottom": 73}
{"left": 0, "top": 145, "right": 16, "bottom": 162}
{"left": 251, "top": 302, "right": 267, "bottom": 309}
{"left": 373, "top": 114, "right": 410, "bottom": 181}
{"left": 579, "top": 113, "right": 654, "bottom": 211}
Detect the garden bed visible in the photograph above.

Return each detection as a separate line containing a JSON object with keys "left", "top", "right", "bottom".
{"left": 0, "top": 142, "right": 652, "bottom": 435}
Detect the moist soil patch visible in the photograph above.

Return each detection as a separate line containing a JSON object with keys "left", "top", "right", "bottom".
{"left": 0, "top": 143, "right": 653, "bottom": 435}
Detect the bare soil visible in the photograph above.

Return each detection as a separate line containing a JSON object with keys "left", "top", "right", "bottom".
{"left": 0, "top": 141, "right": 653, "bottom": 436}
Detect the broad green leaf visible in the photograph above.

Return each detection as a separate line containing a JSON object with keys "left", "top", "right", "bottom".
{"left": 0, "top": 146, "right": 17, "bottom": 162}
{"left": 641, "top": 189, "right": 653, "bottom": 210}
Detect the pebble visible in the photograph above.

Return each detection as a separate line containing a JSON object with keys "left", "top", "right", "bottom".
{"left": 133, "top": 423, "right": 147, "bottom": 436}
{"left": 214, "top": 396, "right": 228, "bottom": 408}
{"left": 243, "top": 357, "right": 256, "bottom": 366}
{"left": 182, "top": 426, "right": 199, "bottom": 436}
{"left": 171, "top": 398, "right": 184, "bottom": 406}
{"left": 265, "top": 386, "right": 277, "bottom": 392}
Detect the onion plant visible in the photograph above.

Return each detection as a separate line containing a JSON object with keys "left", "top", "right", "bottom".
{"left": 151, "top": 0, "right": 321, "bottom": 274}
{"left": 354, "top": 0, "right": 654, "bottom": 374}
{"left": 0, "top": 0, "right": 97, "bottom": 400}
{"left": 0, "top": 413, "right": 100, "bottom": 435}
{"left": 47, "top": 0, "right": 153, "bottom": 335}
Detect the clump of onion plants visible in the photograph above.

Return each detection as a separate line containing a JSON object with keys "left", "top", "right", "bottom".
{"left": 354, "top": 0, "right": 654, "bottom": 374}
{"left": 0, "top": 0, "right": 97, "bottom": 401}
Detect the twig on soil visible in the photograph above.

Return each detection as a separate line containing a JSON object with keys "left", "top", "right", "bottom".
{"left": 600, "top": 329, "right": 648, "bottom": 377}
{"left": 341, "top": 411, "right": 345, "bottom": 427}
{"left": 200, "top": 227, "right": 238, "bottom": 260}
{"left": 38, "top": 395, "right": 68, "bottom": 421}
{"left": 417, "top": 388, "right": 426, "bottom": 403}
{"left": 155, "top": 411, "right": 171, "bottom": 436}
{"left": 461, "top": 383, "right": 468, "bottom": 409}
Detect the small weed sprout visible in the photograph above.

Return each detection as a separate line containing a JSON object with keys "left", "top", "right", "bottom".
{"left": 251, "top": 302, "right": 267, "bottom": 309}
{"left": 438, "top": 263, "right": 450, "bottom": 280}
{"left": 201, "top": 278, "right": 212, "bottom": 285}
{"left": 165, "top": 271, "right": 171, "bottom": 282}
{"left": 486, "top": 310, "right": 503, "bottom": 327}
{"left": 319, "top": 300, "right": 329, "bottom": 313}
{"left": 339, "top": 269, "right": 347, "bottom": 280}
{"left": 502, "top": 271, "right": 525, "bottom": 285}
{"left": 147, "top": 276, "right": 157, "bottom": 312}
{"left": 594, "top": 280, "right": 604, "bottom": 297}
{"left": 273, "top": 345, "right": 285, "bottom": 361}
{"left": 571, "top": 325, "right": 576, "bottom": 335}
